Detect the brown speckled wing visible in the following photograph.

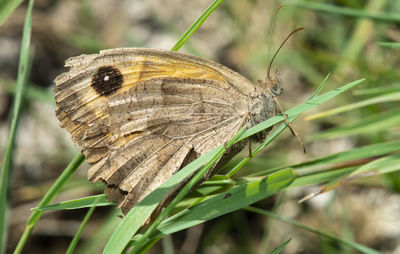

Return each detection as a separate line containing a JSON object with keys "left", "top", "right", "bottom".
{"left": 54, "top": 48, "right": 255, "bottom": 213}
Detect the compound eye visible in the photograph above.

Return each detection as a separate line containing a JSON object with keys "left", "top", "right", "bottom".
{"left": 271, "top": 80, "right": 283, "bottom": 95}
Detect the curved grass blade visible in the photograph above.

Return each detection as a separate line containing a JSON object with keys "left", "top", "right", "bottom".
{"left": 0, "top": 0, "right": 34, "bottom": 252}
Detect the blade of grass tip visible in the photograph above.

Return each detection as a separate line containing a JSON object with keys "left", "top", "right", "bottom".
{"left": 129, "top": 127, "right": 247, "bottom": 253}
{"left": 0, "top": 0, "right": 24, "bottom": 26}
{"left": 0, "top": 0, "right": 34, "bottom": 252}
{"left": 245, "top": 206, "right": 381, "bottom": 254}
{"left": 308, "top": 73, "right": 330, "bottom": 100}
{"left": 170, "top": 0, "right": 224, "bottom": 51}
{"left": 13, "top": 153, "right": 85, "bottom": 254}
{"left": 65, "top": 196, "right": 101, "bottom": 254}
{"left": 268, "top": 239, "right": 291, "bottom": 254}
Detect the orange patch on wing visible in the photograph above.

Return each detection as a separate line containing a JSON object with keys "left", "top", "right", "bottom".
{"left": 115, "top": 55, "right": 227, "bottom": 93}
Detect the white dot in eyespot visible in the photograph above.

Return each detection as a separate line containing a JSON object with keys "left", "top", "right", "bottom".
{"left": 104, "top": 75, "right": 110, "bottom": 81}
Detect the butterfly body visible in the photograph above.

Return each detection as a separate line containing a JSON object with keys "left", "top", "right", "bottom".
{"left": 54, "top": 48, "right": 279, "bottom": 214}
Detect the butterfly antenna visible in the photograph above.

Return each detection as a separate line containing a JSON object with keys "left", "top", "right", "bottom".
{"left": 266, "top": 4, "right": 284, "bottom": 77}
{"left": 267, "top": 27, "right": 305, "bottom": 80}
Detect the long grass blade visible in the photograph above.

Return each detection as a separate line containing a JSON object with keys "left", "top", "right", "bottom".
{"left": 0, "top": 0, "right": 34, "bottom": 252}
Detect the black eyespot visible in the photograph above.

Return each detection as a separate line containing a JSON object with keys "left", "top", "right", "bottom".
{"left": 91, "top": 66, "right": 123, "bottom": 96}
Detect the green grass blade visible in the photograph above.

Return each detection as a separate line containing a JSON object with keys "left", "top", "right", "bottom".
{"left": 171, "top": 0, "right": 224, "bottom": 51}
{"left": 65, "top": 197, "right": 100, "bottom": 254}
{"left": 310, "top": 108, "right": 400, "bottom": 140}
{"left": 378, "top": 42, "right": 400, "bottom": 48}
{"left": 13, "top": 154, "right": 85, "bottom": 254}
{"left": 350, "top": 153, "right": 400, "bottom": 177}
{"left": 267, "top": 139, "right": 400, "bottom": 174}
{"left": 0, "top": 0, "right": 24, "bottom": 26}
{"left": 290, "top": 167, "right": 356, "bottom": 188}
{"left": 290, "top": 1, "right": 400, "bottom": 23}
{"left": 245, "top": 206, "right": 381, "bottom": 254}
{"left": 269, "top": 239, "right": 291, "bottom": 254}
{"left": 306, "top": 91, "right": 400, "bottom": 120}
{"left": 309, "top": 153, "right": 400, "bottom": 198}
{"left": 0, "top": 0, "right": 34, "bottom": 252}
{"left": 32, "top": 194, "right": 114, "bottom": 211}
{"left": 352, "top": 84, "right": 400, "bottom": 96}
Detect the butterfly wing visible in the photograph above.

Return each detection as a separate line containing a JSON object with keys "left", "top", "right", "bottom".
{"left": 54, "top": 48, "right": 255, "bottom": 213}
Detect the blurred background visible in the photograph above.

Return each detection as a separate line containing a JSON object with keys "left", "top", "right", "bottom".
{"left": 1, "top": 0, "right": 400, "bottom": 253}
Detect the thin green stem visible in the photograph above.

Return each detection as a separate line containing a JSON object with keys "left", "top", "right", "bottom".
{"left": 66, "top": 197, "right": 99, "bottom": 254}
{"left": 171, "top": 0, "right": 224, "bottom": 51}
{"left": 13, "top": 154, "right": 85, "bottom": 254}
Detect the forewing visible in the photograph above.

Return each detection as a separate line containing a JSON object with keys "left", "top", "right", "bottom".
{"left": 54, "top": 48, "right": 253, "bottom": 213}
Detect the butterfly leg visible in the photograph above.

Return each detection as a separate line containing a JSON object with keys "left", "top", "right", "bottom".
{"left": 273, "top": 96, "right": 306, "bottom": 153}
{"left": 247, "top": 140, "right": 253, "bottom": 158}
